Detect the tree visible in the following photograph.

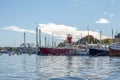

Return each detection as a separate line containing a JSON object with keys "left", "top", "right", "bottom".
{"left": 83, "top": 35, "right": 99, "bottom": 44}
{"left": 102, "top": 38, "right": 112, "bottom": 44}
{"left": 57, "top": 40, "right": 67, "bottom": 47}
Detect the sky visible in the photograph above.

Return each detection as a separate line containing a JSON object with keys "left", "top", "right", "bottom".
{"left": 0, "top": 0, "right": 120, "bottom": 47}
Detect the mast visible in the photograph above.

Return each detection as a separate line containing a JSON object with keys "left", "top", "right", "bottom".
{"left": 112, "top": 28, "right": 114, "bottom": 43}
{"left": 24, "top": 32, "right": 26, "bottom": 47}
{"left": 52, "top": 33, "right": 54, "bottom": 47}
{"left": 39, "top": 29, "right": 41, "bottom": 47}
{"left": 99, "top": 30, "right": 102, "bottom": 48}
{"left": 87, "top": 26, "right": 90, "bottom": 44}
{"left": 36, "top": 25, "right": 39, "bottom": 53}
{"left": 24, "top": 32, "right": 26, "bottom": 53}
{"left": 45, "top": 37, "right": 47, "bottom": 47}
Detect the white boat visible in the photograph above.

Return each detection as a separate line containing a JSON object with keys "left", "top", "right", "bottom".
{"left": 0, "top": 49, "right": 8, "bottom": 54}
{"left": 109, "top": 33, "right": 120, "bottom": 56}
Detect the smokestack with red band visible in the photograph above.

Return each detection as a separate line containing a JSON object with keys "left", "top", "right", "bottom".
{"left": 67, "top": 34, "right": 72, "bottom": 44}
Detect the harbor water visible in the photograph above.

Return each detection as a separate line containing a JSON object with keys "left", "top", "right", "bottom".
{"left": 0, "top": 54, "right": 120, "bottom": 80}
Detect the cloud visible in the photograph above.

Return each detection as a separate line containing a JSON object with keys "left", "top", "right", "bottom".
{"left": 38, "top": 23, "right": 109, "bottom": 40}
{"left": 1, "top": 26, "right": 35, "bottom": 33}
{"left": 96, "top": 18, "right": 109, "bottom": 24}
{"left": 1, "top": 23, "right": 109, "bottom": 40}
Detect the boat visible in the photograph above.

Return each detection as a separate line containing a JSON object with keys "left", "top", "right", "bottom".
{"left": 39, "top": 47, "right": 74, "bottom": 55}
{"left": 87, "top": 34, "right": 109, "bottom": 56}
{"left": 0, "top": 49, "right": 8, "bottom": 54}
{"left": 109, "top": 33, "right": 120, "bottom": 56}
{"left": 89, "top": 47, "right": 109, "bottom": 56}
{"left": 38, "top": 34, "right": 77, "bottom": 55}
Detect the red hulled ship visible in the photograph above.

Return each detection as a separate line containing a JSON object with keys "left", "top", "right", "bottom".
{"left": 39, "top": 47, "right": 74, "bottom": 55}
{"left": 39, "top": 34, "right": 76, "bottom": 55}
{"left": 109, "top": 33, "right": 120, "bottom": 56}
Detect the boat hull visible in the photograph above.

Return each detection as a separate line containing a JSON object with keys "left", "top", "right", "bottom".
{"left": 109, "top": 43, "right": 120, "bottom": 56}
{"left": 89, "top": 48, "right": 109, "bottom": 56}
{"left": 39, "top": 47, "right": 74, "bottom": 55}
{"left": 109, "top": 48, "right": 120, "bottom": 56}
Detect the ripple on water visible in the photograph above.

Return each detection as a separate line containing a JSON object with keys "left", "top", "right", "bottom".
{"left": 0, "top": 54, "right": 120, "bottom": 80}
{"left": 47, "top": 76, "right": 88, "bottom": 80}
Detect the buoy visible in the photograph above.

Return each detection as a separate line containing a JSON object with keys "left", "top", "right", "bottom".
{"left": 9, "top": 53, "right": 11, "bottom": 56}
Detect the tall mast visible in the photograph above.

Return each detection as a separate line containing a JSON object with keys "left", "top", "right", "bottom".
{"left": 24, "top": 32, "right": 26, "bottom": 53}
{"left": 99, "top": 30, "right": 102, "bottom": 48}
{"left": 24, "top": 32, "right": 26, "bottom": 47}
{"left": 39, "top": 29, "right": 41, "bottom": 47}
{"left": 112, "top": 28, "right": 114, "bottom": 42}
{"left": 87, "top": 26, "right": 89, "bottom": 44}
{"left": 36, "top": 25, "right": 39, "bottom": 53}
{"left": 45, "top": 37, "right": 47, "bottom": 47}
{"left": 52, "top": 33, "right": 54, "bottom": 47}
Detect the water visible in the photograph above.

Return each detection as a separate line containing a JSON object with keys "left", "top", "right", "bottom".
{"left": 0, "top": 54, "right": 120, "bottom": 80}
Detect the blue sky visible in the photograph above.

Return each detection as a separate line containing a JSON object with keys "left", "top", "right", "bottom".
{"left": 0, "top": 0, "right": 120, "bottom": 47}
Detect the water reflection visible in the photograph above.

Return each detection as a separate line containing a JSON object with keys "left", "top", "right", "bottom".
{"left": 66, "top": 55, "right": 73, "bottom": 76}
{"left": 35, "top": 56, "right": 74, "bottom": 79}
{"left": 20, "top": 55, "right": 120, "bottom": 80}
{"left": 22, "top": 54, "right": 27, "bottom": 73}
{"left": 35, "top": 56, "right": 120, "bottom": 80}
{"left": 0, "top": 54, "right": 120, "bottom": 80}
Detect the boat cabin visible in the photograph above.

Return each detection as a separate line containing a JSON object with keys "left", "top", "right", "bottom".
{"left": 114, "top": 33, "right": 120, "bottom": 42}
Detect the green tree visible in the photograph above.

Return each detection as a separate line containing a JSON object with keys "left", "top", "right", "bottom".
{"left": 58, "top": 40, "right": 67, "bottom": 47}
{"left": 84, "top": 35, "right": 99, "bottom": 44}
{"left": 102, "top": 38, "right": 112, "bottom": 44}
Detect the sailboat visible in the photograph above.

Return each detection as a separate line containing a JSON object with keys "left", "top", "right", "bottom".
{"left": 88, "top": 30, "right": 109, "bottom": 56}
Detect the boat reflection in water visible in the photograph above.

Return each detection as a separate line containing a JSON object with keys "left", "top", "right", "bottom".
{"left": 35, "top": 55, "right": 120, "bottom": 80}
{"left": 47, "top": 56, "right": 87, "bottom": 80}
{"left": 36, "top": 55, "right": 87, "bottom": 80}
{"left": 0, "top": 54, "right": 120, "bottom": 80}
